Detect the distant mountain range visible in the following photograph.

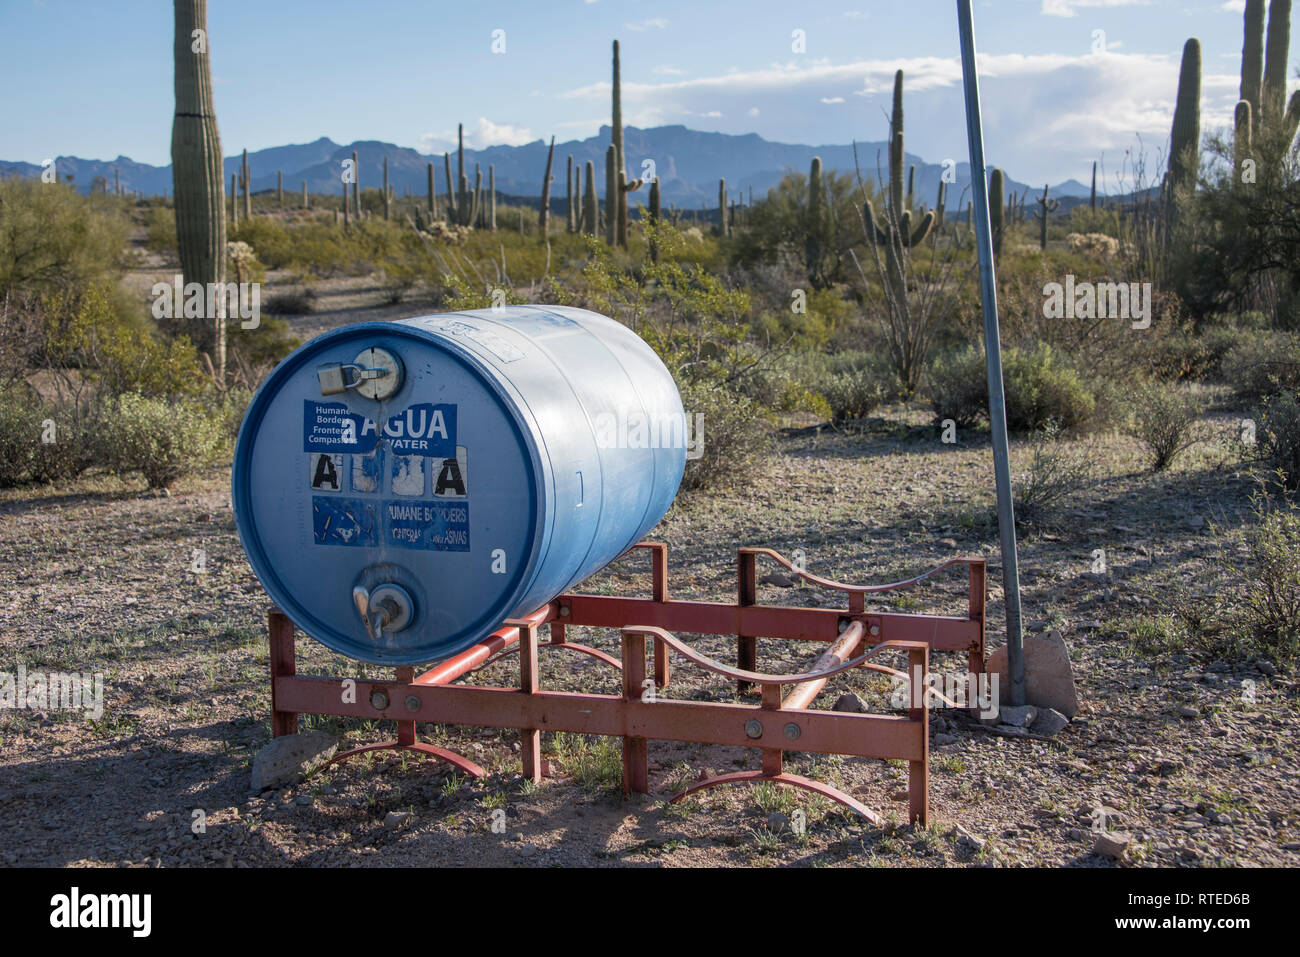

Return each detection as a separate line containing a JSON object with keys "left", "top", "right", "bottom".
{"left": 0, "top": 125, "right": 1099, "bottom": 212}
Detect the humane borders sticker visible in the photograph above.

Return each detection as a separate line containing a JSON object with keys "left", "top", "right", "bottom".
{"left": 303, "top": 401, "right": 457, "bottom": 457}
{"left": 385, "top": 501, "right": 469, "bottom": 551}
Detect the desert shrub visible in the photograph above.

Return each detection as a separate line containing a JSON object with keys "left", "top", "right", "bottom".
{"left": 264, "top": 287, "right": 317, "bottom": 316}
{"left": 97, "top": 392, "right": 224, "bottom": 489}
{"left": 0, "top": 178, "right": 128, "bottom": 299}
{"left": 1225, "top": 489, "right": 1300, "bottom": 661}
{"left": 1221, "top": 329, "right": 1300, "bottom": 400}
{"left": 0, "top": 386, "right": 40, "bottom": 486}
{"left": 678, "top": 381, "right": 771, "bottom": 491}
{"left": 1255, "top": 390, "right": 1300, "bottom": 491}
{"left": 0, "top": 386, "right": 98, "bottom": 487}
{"left": 1001, "top": 344, "right": 1096, "bottom": 433}
{"left": 821, "top": 365, "right": 886, "bottom": 422}
{"left": 1142, "top": 324, "right": 1240, "bottom": 382}
{"left": 1123, "top": 381, "right": 1205, "bottom": 471}
{"left": 928, "top": 345, "right": 988, "bottom": 429}
{"left": 1013, "top": 422, "right": 1096, "bottom": 530}
{"left": 143, "top": 205, "right": 177, "bottom": 261}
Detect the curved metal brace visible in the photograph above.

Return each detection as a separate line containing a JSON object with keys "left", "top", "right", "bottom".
{"left": 322, "top": 740, "right": 486, "bottom": 779}
{"left": 741, "top": 548, "right": 979, "bottom": 597}
{"left": 480, "top": 639, "right": 623, "bottom": 673}
{"left": 670, "top": 770, "right": 884, "bottom": 826}
{"left": 624, "top": 624, "right": 959, "bottom": 707}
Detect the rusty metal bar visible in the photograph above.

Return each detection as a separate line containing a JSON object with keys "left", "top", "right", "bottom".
{"left": 520, "top": 624, "right": 542, "bottom": 783}
{"left": 908, "top": 644, "right": 929, "bottom": 825}
{"left": 621, "top": 630, "right": 649, "bottom": 794}
{"left": 268, "top": 608, "right": 297, "bottom": 737}
{"left": 737, "top": 550, "right": 758, "bottom": 692}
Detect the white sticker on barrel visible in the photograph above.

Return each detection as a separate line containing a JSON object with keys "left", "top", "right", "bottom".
{"left": 391, "top": 455, "right": 425, "bottom": 496}
{"left": 310, "top": 453, "right": 344, "bottom": 491}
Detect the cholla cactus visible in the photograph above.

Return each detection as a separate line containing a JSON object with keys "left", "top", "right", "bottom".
{"left": 1033, "top": 184, "right": 1060, "bottom": 250}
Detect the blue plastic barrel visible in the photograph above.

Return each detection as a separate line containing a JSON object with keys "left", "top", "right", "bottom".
{"left": 232, "top": 306, "right": 687, "bottom": 664}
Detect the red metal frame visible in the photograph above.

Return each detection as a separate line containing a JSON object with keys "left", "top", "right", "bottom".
{"left": 266, "top": 542, "right": 985, "bottom": 827}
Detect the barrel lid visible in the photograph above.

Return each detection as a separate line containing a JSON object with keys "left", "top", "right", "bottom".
{"left": 233, "top": 320, "right": 545, "bottom": 664}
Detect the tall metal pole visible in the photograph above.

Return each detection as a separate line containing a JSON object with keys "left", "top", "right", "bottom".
{"left": 956, "top": 0, "right": 1025, "bottom": 706}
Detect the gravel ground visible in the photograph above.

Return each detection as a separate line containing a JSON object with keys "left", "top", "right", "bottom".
{"left": 2, "top": 400, "right": 1296, "bottom": 868}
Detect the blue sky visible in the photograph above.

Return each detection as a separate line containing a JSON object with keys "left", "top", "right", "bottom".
{"left": 1, "top": 0, "right": 1290, "bottom": 185}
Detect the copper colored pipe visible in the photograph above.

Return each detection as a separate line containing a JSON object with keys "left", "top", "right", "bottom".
{"left": 781, "top": 621, "right": 864, "bottom": 712}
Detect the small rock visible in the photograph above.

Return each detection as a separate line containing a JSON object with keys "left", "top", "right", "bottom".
{"left": 1178, "top": 705, "right": 1200, "bottom": 719}
{"left": 986, "top": 630, "right": 1080, "bottom": 717}
{"left": 294, "top": 793, "right": 314, "bottom": 807}
{"left": 1093, "top": 832, "right": 1131, "bottom": 859}
{"left": 1256, "top": 660, "right": 1276, "bottom": 676}
{"left": 518, "top": 843, "right": 538, "bottom": 858}
{"left": 889, "top": 788, "right": 909, "bottom": 802}
{"left": 383, "top": 810, "right": 411, "bottom": 830}
{"left": 952, "top": 825, "right": 985, "bottom": 851}
{"left": 934, "top": 732, "right": 958, "bottom": 746}
{"left": 250, "top": 731, "right": 338, "bottom": 791}
{"left": 759, "top": 572, "right": 794, "bottom": 587}
{"left": 1029, "top": 708, "right": 1069, "bottom": 737}
{"left": 766, "top": 812, "right": 789, "bottom": 832}
{"left": 994, "top": 724, "right": 1028, "bottom": 736}
{"left": 998, "top": 704, "right": 1039, "bottom": 728}
{"left": 832, "top": 692, "right": 867, "bottom": 714}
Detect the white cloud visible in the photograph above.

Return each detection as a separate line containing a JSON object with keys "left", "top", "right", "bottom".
{"left": 626, "top": 18, "right": 669, "bottom": 31}
{"left": 652, "top": 65, "right": 684, "bottom": 76}
{"left": 1221, "top": 1, "right": 1246, "bottom": 11}
{"left": 418, "top": 117, "right": 537, "bottom": 153}
{"left": 1041, "top": 0, "right": 1155, "bottom": 17}
{"left": 559, "top": 48, "right": 1250, "bottom": 184}
{"left": 747, "top": 107, "right": 760, "bottom": 117}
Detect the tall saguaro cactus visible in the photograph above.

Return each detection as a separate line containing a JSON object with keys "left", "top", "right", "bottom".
{"left": 989, "top": 167, "right": 1005, "bottom": 262}
{"left": 1238, "top": 0, "right": 1299, "bottom": 162}
{"left": 170, "top": 0, "right": 227, "bottom": 379}
{"left": 861, "top": 70, "right": 934, "bottom": 336}
{"left": 1033, "top": 183, "right": 1060, "bottom": 250}
{"left": 539, "top": 136, "right": 556, "bottom": 234}
{"left": 604, "top": 145, "right": 617, "bottom": 245}
{"left": 382, "top": 156, "right": 390, "bottom": 220}
{"left": 489, "top": 165, "right": 496, "bottom": 230}
{"left": 805, "top": 157, "right": 827, "bottom": 279}
{"left": 609, "top": 39, "right": 641, "bottom": 248}
{"left": 583, "top": 160, "right": 597, "bottom": 236}
{"left": 426, "top": 162, "right": 436, "bottom": 218}
{"left": 351, "top": 149, "right": 359, "bottom": 221}
{"left": 1167, "top": 37, "right": 1201, "bottom": 226}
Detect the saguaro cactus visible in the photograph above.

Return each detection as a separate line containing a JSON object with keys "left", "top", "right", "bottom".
{"left": 805, "top": 157, "right": 827, "bottom": 278}
{"left": 427, "top": 161, "right": 436, "bottom": 218}
{"left": 351, "top": 149, "right": 359, "bottom": 221}
{"left": 1238, "top": 0, "right": 1300, "bottom": 160}
{"left": 1090, "top": 161, "right": 1097, "bottom": 210}
{"left": 1033, "top": 184, "right": 1060, "bottom": 250}
{"left": 863, "top": 70, "right": 934, "bottom": 250}
{"left": 444, "top": 152, "right": 455, "bottom": 222}
{"left": 583, "top": 160, "right": 597, "bottom": 236}
{"left": 1167, "top": 37, "right": 1201, "bottom": 224}
{"left": 302, "top": 179, "right": 308, "bottom": 210}
{"left": 539, "top": 136, "right": 556, "bottom": 234}
{"left": 170, "top": 0, "right": 227, "bottom": 379}
{"left": 989, "top": 167, "right": 1005, "bottom": 262}
{"left": 382, "top": 156, "right": 390, "bottom": 220}
{"left": 605, "top": 145, "right": 616, "bottom": 245}
{"left": 489, "top": 164, "right": 496, "bottom": 230}
{"left": 564, "top": 156, "right": 574, "bottom": 234}
{"left": 277, "top": 169, "right": 283, "bottom": 207}
{"left": 647, "top": 177, "right": 661, "bottom": 262}
{"left": 230, "top": 173, "right": 238, "bottom": 226}
{"left": 241, "top": 148, "right": 251, "bottom": 219}
{"left": 716, "top": 178, "right": 727, "bottom": 237}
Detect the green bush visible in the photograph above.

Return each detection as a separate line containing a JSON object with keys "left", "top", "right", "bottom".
{"left": 1002, "top": 344, "right": 1097, "bottom": 433}
{"left": 1124, "top": 381, "right": 1205, "bottom": 471}
{"left": 1013, "top": 423, "right": 1096, "bottom": 530}
{"left": 0, "top": 386, "right": 40, "bottom": 487}
{"left": 929, "top": 345, "right": 988, "bottom": 429}
{"left": 1221, "top": 329, "right": 1300, "bottom": 400}
{"left": 679, "top": 382, "right": 772, "bottom": 491}
{"left": 821, "top": 365, "right": 886, "bottom": 423}
{"left": 1225, "top": 490, "right": 1300, "bottom": 661}
{"left": 97, "top": 393, "right": 224, "bottom": 489}
{"left": 1256, "top": 390, "right": 1300, "bottom": 491}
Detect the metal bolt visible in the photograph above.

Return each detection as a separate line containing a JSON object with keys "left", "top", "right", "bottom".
{"left": 559, "top": 605, "right": 571, "bottom": 618}
{"left": 784, "top": 722, "right": 802, "bottom": 741}
{"left": 869, "top": 624, "right": 881, "bottom": 636}
{"left": 404, "top": 695, "right": 420, "bottom": 712}
{"left": 370, "top": 689, "right": 390, "bottom": 711}
{"left": 744, "top": 719, "right": 763, "bottom": 739}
